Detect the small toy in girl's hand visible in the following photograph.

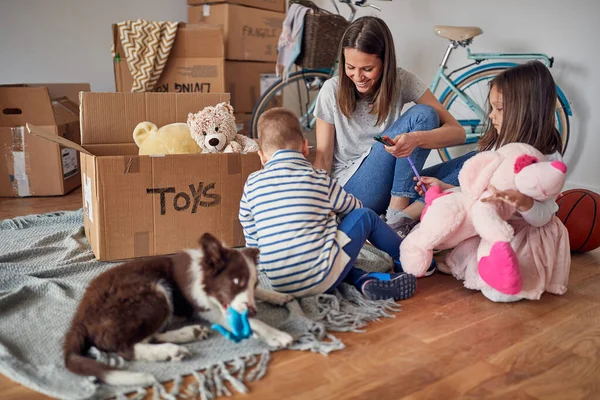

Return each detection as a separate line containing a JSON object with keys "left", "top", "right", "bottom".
{"left": 211, "top": 307, "right": 252, "bottom": 343}
{"left": 375, "top": 135, "right": 426, "bottom": 193}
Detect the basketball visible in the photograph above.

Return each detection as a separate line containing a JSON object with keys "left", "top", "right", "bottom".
{"left": 556, "top": 189, "right": 600, "bottom": 253}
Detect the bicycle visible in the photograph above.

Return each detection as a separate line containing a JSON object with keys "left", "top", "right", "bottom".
{"left": 249, "top": 0, "right": 572, "bottom": 162}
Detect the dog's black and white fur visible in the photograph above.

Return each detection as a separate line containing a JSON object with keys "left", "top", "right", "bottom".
{"left": 63, "top": 233, "right": 293, "bottom": 386}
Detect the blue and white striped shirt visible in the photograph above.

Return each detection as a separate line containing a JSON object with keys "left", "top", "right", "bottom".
{"left": 239, "top": 150, "right": 362, "bottom": 297}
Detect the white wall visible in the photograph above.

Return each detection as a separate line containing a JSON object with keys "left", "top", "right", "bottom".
{"left": 1, "top": 0, "right": 598, "bottom": 191}
{"left": 0, "top": 0, "right": 187, "bottom": 91}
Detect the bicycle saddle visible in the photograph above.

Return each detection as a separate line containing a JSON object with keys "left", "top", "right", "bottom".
{"left": 434, "top": 25, "right": 483, "bottom": 41}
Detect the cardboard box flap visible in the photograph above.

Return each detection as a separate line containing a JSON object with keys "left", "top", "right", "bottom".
{"left": 26, "top": 123, "right": 93, "bottom": 155}
{"left": 0, "top": 86, "right": 56, "bottom": 126}
{"left": 52, "top": 97, "right": 80, "bottom": 125}
{"left": 80, "top": 92, "right": 230, "bottom": 145}
{"left": 28, "top": 83, "right": 90, "bottom": 104}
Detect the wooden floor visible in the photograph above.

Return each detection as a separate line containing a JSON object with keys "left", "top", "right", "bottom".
{"left": 1, "top": 188, "right": 600, "bottom": 400}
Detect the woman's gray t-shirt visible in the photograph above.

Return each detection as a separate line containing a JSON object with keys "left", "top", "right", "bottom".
{"left": 313, "top": 68, "right": 428, "bottom": 186}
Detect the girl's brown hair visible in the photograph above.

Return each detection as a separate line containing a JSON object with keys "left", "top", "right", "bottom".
{"left": 479, "top": 60, "right": 563, "bottom": 155}
{"left": 337, "top": 16, "right": 397, "bottom": 126}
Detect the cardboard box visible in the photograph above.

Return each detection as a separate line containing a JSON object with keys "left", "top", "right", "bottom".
{"left": 234, "top": 113, "right": 252, "bottom": 136}
{"left": 0, "top": 83, "right": 89, "bottom": 197}
{"left": 188, "top": 4, "right": 283, "bottom": 62}
{"left": 27, "top": 92, "right": 262, "bottom": 261}
{"left": 113, "top": 23, "right": 225, "bottom": 93}
{"left": 226, "top": 61, "right": 275, "bottom": 113}
{"left": 187, "top": 0, "right": 285, "bottom": 13}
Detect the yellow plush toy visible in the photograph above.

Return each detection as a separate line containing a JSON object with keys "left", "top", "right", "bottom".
{"left": 133, "top": 122, "right": 202, "bottom": 155}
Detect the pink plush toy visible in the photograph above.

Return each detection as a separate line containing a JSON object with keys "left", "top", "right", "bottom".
{"left": 400, "top": 143, "right": 568, "bottom": 296}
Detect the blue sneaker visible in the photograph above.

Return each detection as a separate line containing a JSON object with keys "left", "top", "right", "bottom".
{"left": 359, "top": 272, "right": 417, "bottom": 301}
{"left": 394, "top": 258, "right": 437, "bottom": 277}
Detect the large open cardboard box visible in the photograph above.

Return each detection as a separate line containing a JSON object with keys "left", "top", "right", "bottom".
{"left": 0, "top": 83, "right": 89, "bottom": 197}
{"left": 188, "top": 4, "right": 283, "bottom": 62}
{"left": 113, "top": 23, "right": 225, "bottom": 93}
{"left": 27, "top": 92, "right": 262, "bottom": 261}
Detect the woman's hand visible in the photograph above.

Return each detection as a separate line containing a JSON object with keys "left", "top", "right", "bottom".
{"left": 385, "top": 133, "right": 420, "bottom": 158}
{"left": 413, "top": 176, "right": 454, "bottom": 196}
{"left": 481, "top": 185, "right": 534, "bottom": 212}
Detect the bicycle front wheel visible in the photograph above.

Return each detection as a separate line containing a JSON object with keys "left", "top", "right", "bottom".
{"left": 438, "top": 67, "right": 571, "bottom": 162}
{"left": 249, "top": 70, "right": 332, "bottom": 145}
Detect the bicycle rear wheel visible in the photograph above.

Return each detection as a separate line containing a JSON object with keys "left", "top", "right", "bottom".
{"left": 249, "top": 70, "right": 332, "bottom": 147}
{"left": 438, "top": 67, "right": 570, "bottom": 162}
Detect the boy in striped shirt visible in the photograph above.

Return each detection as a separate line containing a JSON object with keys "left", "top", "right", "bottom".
{"left": 239, "top": 108, "right": 416, "bottom": 300}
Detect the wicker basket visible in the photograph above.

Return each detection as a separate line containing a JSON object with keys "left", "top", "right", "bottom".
{"left": 292, "top": 0, "right": 349, "bottom": 69}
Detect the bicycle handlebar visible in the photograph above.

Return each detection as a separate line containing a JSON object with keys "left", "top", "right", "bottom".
{"left": 331, "top": 0, "right": 388, "bottom": 21}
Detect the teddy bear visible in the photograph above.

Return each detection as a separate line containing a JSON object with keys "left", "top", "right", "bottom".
{"left": 399, "top": 143, "right": 568, "bottom": 297}
{"left": 133, "top": 122, "right": 201, "bottom": 155}
{"left": 187, "top": 102, "right": 259, "bottom": 154}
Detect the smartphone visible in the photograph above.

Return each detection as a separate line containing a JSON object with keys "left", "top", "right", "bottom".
{"left": 374, "top": 134, "right": 395, "bottom": 146}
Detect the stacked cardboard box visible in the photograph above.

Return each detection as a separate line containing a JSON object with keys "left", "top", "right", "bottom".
{"left": 187, "top": 0, "right": 285, "bottom": 135}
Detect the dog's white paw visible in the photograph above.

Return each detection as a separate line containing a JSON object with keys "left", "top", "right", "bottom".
{"left": 175, "top": 324, "right": 210, "bottom": 341}
{"left": 263, "top": 329, "right": 293, "bottom": 349}
{"left": 137, "top": 343, "right": 191, "bottom": 362}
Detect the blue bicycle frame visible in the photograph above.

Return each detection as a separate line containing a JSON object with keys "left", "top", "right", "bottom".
{"left": 429, "top": 45, "right": 572, "bottom": 150}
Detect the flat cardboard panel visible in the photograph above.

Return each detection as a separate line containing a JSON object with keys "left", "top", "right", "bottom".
{"left": 187, "top": 0, "right": 286, "bottom": 13}
{"left": 96, "top": 155, "right": 155, "bottom": 260}
{"left": 151, "top": 154, "right": 224, "bottom": 255}
{"left": 113, "top": 23, "right": 225, "bottom": 93}
{"left": 81, "top": 153, "right": 101, "bottom": 257}
{"left": 188, "top": 4, "right": 283, "bottom": 62}
{"left": 23, "top": 125, "right": 63, "bottom": 196}
{"left": 80, "top": 92, "right": 230, "bottom": 145}
{"left": 226, "top": 61, "right": 276, "bottom": 113}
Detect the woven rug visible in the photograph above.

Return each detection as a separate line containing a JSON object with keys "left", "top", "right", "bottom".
{"left": 0, "top": 209, "right": 400, "bottom": 400}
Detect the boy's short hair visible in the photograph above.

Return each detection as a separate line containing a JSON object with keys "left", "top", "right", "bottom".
{"left": 257, "top": 108, "right": 304, "bottom": 151}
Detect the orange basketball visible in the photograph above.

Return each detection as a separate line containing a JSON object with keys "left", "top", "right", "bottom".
{"left": 556, "top": 189, "right": 600, "bottom": 253}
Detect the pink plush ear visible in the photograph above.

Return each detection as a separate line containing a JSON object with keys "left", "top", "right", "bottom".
{"left": 458, "top": 151, "right": 503, "bottom": 199}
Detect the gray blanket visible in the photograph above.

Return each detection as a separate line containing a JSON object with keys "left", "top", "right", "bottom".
{"left": 0, "top": 210, "right": 399, "bottom": 400}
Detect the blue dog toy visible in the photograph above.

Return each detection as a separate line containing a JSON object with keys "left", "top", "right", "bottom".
{"left": 211, "top": 308, "right": 252, "bottom": 343}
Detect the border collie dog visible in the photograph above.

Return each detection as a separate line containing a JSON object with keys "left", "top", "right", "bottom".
{"left": 64, "top": 233, "right": 293, "bottom": 386}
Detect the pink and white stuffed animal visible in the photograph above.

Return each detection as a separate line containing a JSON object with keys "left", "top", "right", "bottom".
{"left": 187, "top": 102, "right": 259, "bottom": 154}
{"left": 400, "top": 143, "right": 567, "bottom": 295}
